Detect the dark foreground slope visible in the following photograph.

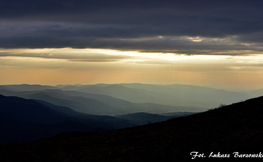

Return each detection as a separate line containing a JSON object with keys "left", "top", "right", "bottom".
{"left": 1, "top": 96, "right": 263, "bottom": 161}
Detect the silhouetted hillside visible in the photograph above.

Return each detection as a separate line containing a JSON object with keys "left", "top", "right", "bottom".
{"left": 115, "top": 112, "right": 171, "bottom": 125}
{"left": 1, "top": 96, "right": 263, "bottom": 161}
{"left": 0, "top": 88, "right": 136, "bottom": 115}
{"left": 0, "top": 95, "right": 133, "bottom": 144}
{"left": 0, "top": 94, "right": 69, "bottom": 124}
{"left": 115, "top": 112, "right": 192, "bottom": 125}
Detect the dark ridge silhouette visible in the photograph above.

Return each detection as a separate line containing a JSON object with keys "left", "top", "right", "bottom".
{"left": 115, "top": 112, "right": 192, "bottom": 125}
{"left": 157, "top": 111, "right": 195, "bottom": 116}
{"left": 1, "top": 96, "right": 263, "bottom": 161}
{"left": 0, "top": 94, "right": 133, "bottom": 144}
{"left": 0, "top": 88, "right": 116, "bottom": 115}
{"left": 0, "top": 94, "right": 69, "bottom": 124}
{"left": 0, "top": 88, "right": 136, "bottom": 115}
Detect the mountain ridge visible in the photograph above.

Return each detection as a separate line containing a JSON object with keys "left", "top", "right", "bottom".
{"left": 0, "top": 94, "right": 134, "bottom": 144}
{"left": 1, "top": 96, "right": 263, "bottom": 161}
{"left": 0, "top": 87, "right": 205, "bottom": 115}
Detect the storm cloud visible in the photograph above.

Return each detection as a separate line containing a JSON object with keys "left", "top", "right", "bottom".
{"left": 1, "top": 0, "right": 263, "bottom": 55}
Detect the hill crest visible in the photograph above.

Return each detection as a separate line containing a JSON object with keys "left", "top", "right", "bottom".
{"left": 1, "top": 96, "right": 263, "bottom": 161}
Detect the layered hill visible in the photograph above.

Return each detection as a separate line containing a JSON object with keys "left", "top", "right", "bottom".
{"left": 59, "top": 83, "right": 251, "bottom": 109}
{"left": 2, "top": 83, "right": 258, "bottom": 114}
{"left": 0, "top": 86, "right": 204, "bottom": 115}
{"left": 1, "top": 96, "right": 263, "bottom": 161}
{"left": 0, "top": 94, "right": 133, "bottom": 144}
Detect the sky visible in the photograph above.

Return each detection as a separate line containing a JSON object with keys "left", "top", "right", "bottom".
{"left": 1, "top": 0, "right": 263, "bottom": 91}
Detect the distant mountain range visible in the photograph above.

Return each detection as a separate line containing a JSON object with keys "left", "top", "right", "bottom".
{"left": 1, "top": 95, "right": 262, "bottom": 161}
{"left": 0, "top": 83, "right": 262, "bottom": 145}
{"left": 58, "top": 83, "right": 251, "bottom": 108}
{"left": 1, "top": 83, "right": 261, "bottom": 114}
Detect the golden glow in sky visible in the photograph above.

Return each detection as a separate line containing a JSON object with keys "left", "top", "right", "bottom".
{"left": 0, "top": 48, "right": 263, "bottom": 90}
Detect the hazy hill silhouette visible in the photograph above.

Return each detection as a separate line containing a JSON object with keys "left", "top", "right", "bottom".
{"left": 121, "top": 83, "right": 250, "bottom": 107}
{"left": 249, "top": 89, "right": 263, "bottom": 98}
{"left": 0, "top": 88, "right": 138, "bottom": 115}
{"left": 0, "top": 87, "right": 204, "bottom": 115}
{"left": 60, "top": 83, "right": 250, "bottom": 109}
{"left": 1, "top": 84, "right": 260, "bottom": 110}
{"left": 1, "top": 96, "right": 263, "bottom": 161}
{"left": 0, "top": 84, "right": 57, "bottom": 92}
{"left": 2, "top": 83, "right": 257, "bottom": 114}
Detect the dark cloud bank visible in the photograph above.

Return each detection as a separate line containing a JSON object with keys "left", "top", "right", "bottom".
{"left": 1, "top": 0, "right": 263, "bottom": 55}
